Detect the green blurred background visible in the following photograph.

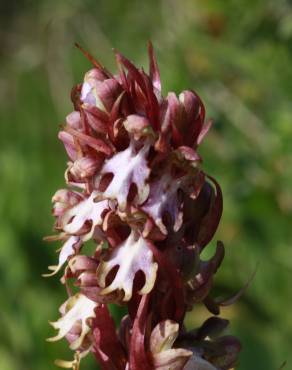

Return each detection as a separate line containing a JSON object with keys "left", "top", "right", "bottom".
{"left": 1, "top": 0, "right": 291, "bottom": 369}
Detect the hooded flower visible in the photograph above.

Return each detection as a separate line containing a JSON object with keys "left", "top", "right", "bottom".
{"left": 48, "top": 293, "right": 98, "bottom": 354}
{"left": 149, "top": 320, "right": 192, "bottom": 369}
{"left": 45, "top": 43, "right": 242, "bottom": 369}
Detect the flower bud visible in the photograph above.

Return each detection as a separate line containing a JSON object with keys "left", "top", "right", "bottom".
{"left": 124, "top": 114, "right": 152, "bottom": 139}
{"left": 81, "top": 69, "right": 122, "bottom": 113}
{"left": 52, "top": 189, "right": 82, "bottom": 217}
{"left": 66, "top": 111, "right": 82, "bottom": 130}
{"left": 69, "top": 156, "right": 100, "bottom": 179}
{"left": 69, "top": 255, "right": 99, "bottom": 275}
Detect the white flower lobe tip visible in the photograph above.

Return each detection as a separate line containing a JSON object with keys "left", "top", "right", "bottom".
{"left": 43, "top": 236, "right": 81, "bottom": 277}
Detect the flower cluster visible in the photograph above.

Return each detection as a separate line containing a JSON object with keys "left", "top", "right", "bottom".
{"left": 45, "top": 43, "right": 241, "bottom": 370}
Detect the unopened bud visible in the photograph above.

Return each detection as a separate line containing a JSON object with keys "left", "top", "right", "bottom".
{"left": 69, "top": 157, "right": 99, "bottom": 179}
{"left": 52, "top": 189, "right": 82, "bottom": 217}
{"left": 124, "top": 114, "right": 152, "bottom": 139}
{"left": 66, "top": 111, "right": 81, "bottom": 130}
{"left": 81, "top": 69, "right": 122, "bottom": 112}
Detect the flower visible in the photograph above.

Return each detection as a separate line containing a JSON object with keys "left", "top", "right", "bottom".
{"left": 45, "top": 42, "right": 241, "bottom": 369}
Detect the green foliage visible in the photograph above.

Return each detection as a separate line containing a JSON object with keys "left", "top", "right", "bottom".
{"left": 1, "top": 0, "right": 291, "bottom": 368}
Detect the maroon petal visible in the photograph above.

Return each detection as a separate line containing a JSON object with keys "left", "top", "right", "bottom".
{"left": 196, "top": 317, "right": 229, "bottom": 340}
{"left": 115, "top": 52, "right": 146, "bottom": 91}
{"left": 58, "top": 131, "right": 78, "bottom": 161}
{"left": 109, "top": 92, "right": 126, "bottom": 142}
{"left": 82, "top": 105, "right": 109, "bottom": 134}
{"left": 142, "top": 72, "right": 160, "bottom": 130}
{"left": 147, "top": 243, "right": 185, "bottom": 322}
{"left": 176, "top": 146, "right": 202, "bottom": 163}
{"left": 189, "top": 89, "right": 206, "bottom": 141}
{"left": 129, "top": 294, "right": 152, "bottom": 370}
{"left": 166, "top": 92, "right": 184, "bottom": 147}
{"left": 197, "top": 176, "right": 223, "bottom": 249}
{"left": 197, "top": 119, "right": 213, "bottom": 146}
{"left": 64, "top": 126, "right": 114, "bottom": 156}
{"left": 92, "top": 305, "right": 127, "bottom": 370}
{"left": 148, "top": 41, "right": 161, "bottom": 92}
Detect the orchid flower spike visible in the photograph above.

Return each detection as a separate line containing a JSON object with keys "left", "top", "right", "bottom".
{"left": 45, "top": 42, "right": 241, "bottom": 370}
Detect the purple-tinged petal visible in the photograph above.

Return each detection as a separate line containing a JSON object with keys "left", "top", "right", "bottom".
{"left": 82, "top": 104, "right": 109, "bottom": 134}
{"left": 92, "top": 305, "right": 127, "bottom": 370}
{"left": 124, "top": 114, "right": 154, "bottom": 140}
{"left": 129, "top": 294, "right": 152, "bottom": 370}
{"left": 52, "top": 189, "right": 83, "bottom": 218}
{"left": 148, "top": 242, "right": 185, "bottom": 322}
{"left": 68, "top": 156, "right": 101, "bottom": 179}
{"left": 66, "top": 111, "right": 82, "bottom": 130}
{"left": 58, "top": 131, "right": 78, "bottom": 161}
{"left": 148, "top": 41, "right": 161, "bottom": 92}
{"left": 197, "top": 119, "right": 213, "bottom": 146}
{"left": 64, "top": 126, "right": 114, "bottom": 156}
{"left": 175, "top": 146, "right": 202, "bottom": 164}
{"left": 197, "top": 176, "right": 223, "bottom": 249}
